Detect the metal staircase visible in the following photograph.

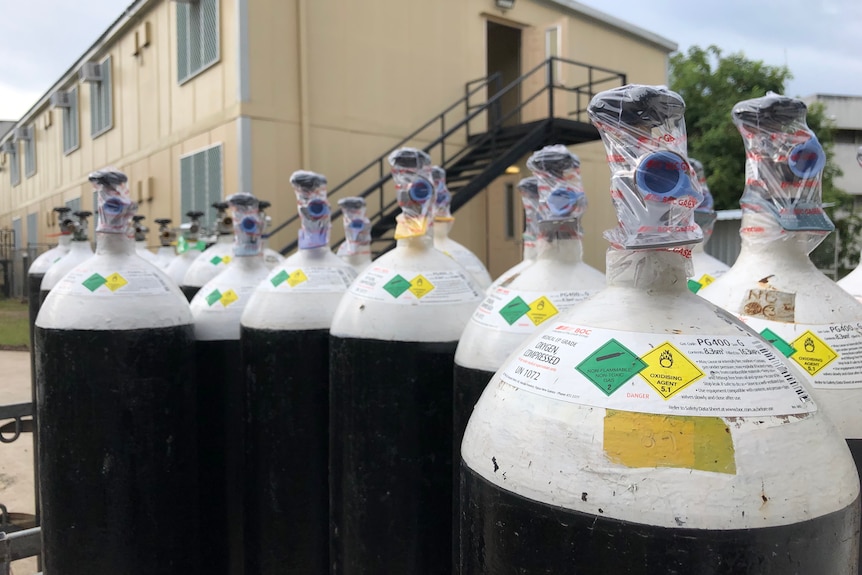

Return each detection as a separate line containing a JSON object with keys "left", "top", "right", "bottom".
{"left": 268, "top": 57, "right": 627, "bottom": 255}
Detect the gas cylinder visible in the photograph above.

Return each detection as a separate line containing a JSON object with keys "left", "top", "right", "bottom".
{"left": 836, "top": 146, "right": 862, "bottom": 302}
{"left": 688, "top": 157, "right": 730, "bottom": 293}
{"left": 698, "top": 93, "right": 862, "bottom": 560}
{"left": 330, "top": 148, "right": 483, "bottom": 574}
{"left": 241, "top": 171, "right": 356, "bottom": 575}
{"left": 39, "top": 211, "right": 94, "bottom": 303}
{"left": 336, "top": 196, "right": 373, "bottom": 273}
{"left": 453, "top": 144, "right": 604, "bottom": 490}
{"left": 258, "top": 200, "right": 286, "bottom": 269}
{"left": 34, "top": 169, "right": 199, "bottom": 575}
{"left": 153, "top": 217, "right": 177, "bottom": 269}
{"left": 460, "top": 85, "right": 860, "bottom": 574}
{"left": 181, "top": 201, "right": 235, "bottom": 300}
{"left": 486, "top": 176, "right": 541, "bottom": 291}
{"left": 189, "top": 192, "right": 271, "bottom": 575}
{"left": 165, "top": 210, "right": 206, "bottom": 290}
{"left": 131, "top": 215, "right": 161, "bottom": 267}
{"left": 431, "top": 165, "right": 493, "bottom": 289}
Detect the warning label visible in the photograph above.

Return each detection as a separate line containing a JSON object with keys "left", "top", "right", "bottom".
{"left": 741, "top": 317, "right": 862, "bottom": 389}
{"left": 348, "top": 266, "right": 481, "bottom": 305}
{"left": 55, "top": 264, "right": 172, "bottom": 297}
{"left": 638, "top": 342, "right": 705, "bottom": 399}
{"left": 471, "top": 287, "right": 595, "bottom": 333}
{"left": 497, "top": 323, "right": 815, "bottom": 417}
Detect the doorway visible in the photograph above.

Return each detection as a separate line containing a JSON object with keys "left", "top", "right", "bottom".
{"left": 486, "top": 21, "right": 522, "bottom": 128}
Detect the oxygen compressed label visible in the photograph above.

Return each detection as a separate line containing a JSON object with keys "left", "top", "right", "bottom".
{"left": 348, "top": 265, "right": 481, "bottom": 305}
{"left": 499, "top": 323, "right": 815, "bottom": 417}
{"left": 740, "top": 317, "right": 862, "bottom": 388}
{"left": 54, "top": 265, "right": 172, "bottom": 296}
{"left": 259, "top": 266, "right": 356, "bottom": 294}
{"left": 471, "top": 287, "right": 593, "bottom": 333}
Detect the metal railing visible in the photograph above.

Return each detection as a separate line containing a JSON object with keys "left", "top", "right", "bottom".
{"left": 269, "top": 57, "right": 626, "bottom": 255}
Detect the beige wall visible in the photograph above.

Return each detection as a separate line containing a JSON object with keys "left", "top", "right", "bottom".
{"left": 0, "top": 0, "right": 239, "bottom": 246}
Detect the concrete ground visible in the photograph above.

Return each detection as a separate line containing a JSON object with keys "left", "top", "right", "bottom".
{"left": 0, "top": 350, "right": 38, "bottom": 574}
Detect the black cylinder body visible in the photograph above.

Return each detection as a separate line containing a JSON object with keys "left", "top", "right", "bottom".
{"left": 460, "top": 462, "right": 860, "bottom": 574}
{"left": 330, "top": 336, "right": 456, "bottom": 575}
{"left": 241, "top": 327, "right": 330, "bottom": 574}
{"left": 35, "top": 325, "right": 199, "bottom": 575}
{"left": 196, "top": 339, "right": 244, "bottom": 575}
{"left": 846, "top": 438, "right": 862, "bottom": 571}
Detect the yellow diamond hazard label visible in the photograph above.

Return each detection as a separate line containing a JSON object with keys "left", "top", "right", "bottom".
{"left": 697, "top": 274, "right": 716, "bottom": 288}
{"left": 220, "top": 289, "right": 239, "bottom": 307}
{"left": 104, "top": 273, "right": 128, "bottom": 292}
{"left": 639, "top": 342, "right": 705, "bottom": 400}
{"left": 409, "top": 274, "right": 435, "bottom": 298}
{"left": 287, "top": 269, "right": 309, "bottom": 287}
{"left": 222, "top": 256, "right": 232, "bottom": 264}
{"left": 525, "top": 296, "right": 559, "bottom": 326}
{"left": 790, "top": 330, "right": 838, "bottom": 376}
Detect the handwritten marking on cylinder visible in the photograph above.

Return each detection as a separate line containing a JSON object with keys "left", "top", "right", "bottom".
{"left": 638, "top": 342, "right": 704, "bottom": 399}
{"left": 740, "top": 288, "right": 795, "bottom": 322}
{"left": 603, "top": 410, "right": 736, "bottom": 474}
{"left": 790, "top": 330, "right": 838, "bottom": 376}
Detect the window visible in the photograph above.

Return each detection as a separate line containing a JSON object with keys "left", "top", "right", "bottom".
{"left": 8, "top": 144, "right": 20, "bottom": 187}
{"left": 63, "top": 87, "right": 79, "bottom": 154}
{"left": 27, "top": 212, "right": 37, "bottom": 247}
{"left": 90, "top": 56, "right": 113, "bottom": 137}
{"left": 12, "top": 218, "right": 21, "bottom": 250}
{"left": 24, "top": 127, "right": 36, "bottom": 178}
{"left": 545, "top": 26, "right": 562, "bottom": 84}
{"left": 177, "top": 0, "right": 220, "bottom": 84}
{"left": 180, "top": 144, "right": 223, "bottom": 230}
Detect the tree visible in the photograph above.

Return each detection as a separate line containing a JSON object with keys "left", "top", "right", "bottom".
{"left": 670, "top": 45, "right": 860, "bottom": 276}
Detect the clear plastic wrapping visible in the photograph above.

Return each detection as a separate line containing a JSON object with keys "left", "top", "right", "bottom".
{"left": 389, "top": 148, "right": 435, "bottom": 239}
{"left": 337, "top": 197, "right": 372, "bottom": 256}
{"left": 431, "top": 166, "right": 454, "bottom": 222}
{"left": 526, "top": 145, "right": 586, "bottom": 241}
{"left": 90, "top": 168, "right": 135, "bottom": 234}
{"left": 517, "top": 176, "right": 540, "bottom": 251}
{"left": 587, "top": 85, "right": 703, "bottom": 250}
{"left": 228, "top": 192, "right": 263, "bottom": 256}
{"left": 290, "top": 170, "right": 331, "bottom": 249}
{"left": 733, "top": 93, "right": 831, "bottom": 252}
{"left": 690, "top": 158, "right": 717, "bottom": 241}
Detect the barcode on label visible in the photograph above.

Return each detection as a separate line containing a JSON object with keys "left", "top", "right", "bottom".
{"left": 755, "top": 342, "right": 810, "bottom": 402}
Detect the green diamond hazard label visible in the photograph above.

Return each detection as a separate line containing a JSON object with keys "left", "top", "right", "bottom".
{"left": 383, "top": 275, "right": 411, "bottom": 298}
{"left": 639, "top": 342, "right": 705, "bottom": 399}
{"left": 205, "top": 289, "right": 223, "bottom": 306}
{"left": 760, "top": 328, "right": 796, "bottom": 358}
{"left": 790, "top": 330, "right": 838, "bottom": 376}
{"left": 82, "top": 273, "right": 107, "bottom": 292}
{"left": 271, "top": 270, "right": 289, "bottom": 287}
{"left": 687, "top": 279, "right": 703, "bottom": 294}
{"left": 576, "top": 339, "right": 647, "bottom": 396}
{"left": 499, "top": 296, "right": 531, "bottom": 325}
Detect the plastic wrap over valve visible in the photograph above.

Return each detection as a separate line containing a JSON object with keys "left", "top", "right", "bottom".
{"left": 588, "top": 85, "right": 703, "bottom": 250}
{"left": 90, "top": 168, "right": 136, "bottom": 234}
{"left": 733, "top": 93, "right": 832, "bottom": 252}
{"left": 690, "top": 158, "right": 717, "bottom": 240}
{"left": 290, "top": 170, "right": 331, "bottom": 250}
{"left": 228, "top": 192, "right": 263, "bottom": 257}
{"left": 517, "top": 176, "right": 541, "bottom": 249}
{"left": 337, "top": 197, "right": 371, "bottom": 256}
{"left": 431, "top": 166, "right": 454, "bottom": 222}
{"left": 526, "top": 145, "right": 586, "bottom": 240}
{"left": 389, "top": 148, "right": 435, "bottom": 239}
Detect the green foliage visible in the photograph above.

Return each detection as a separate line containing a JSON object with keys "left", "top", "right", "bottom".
{"left": 0, "top": 298, "right": 29, "bottom": 350}
{"left": 670, "top": 45, "right": 859, "bottom": 276}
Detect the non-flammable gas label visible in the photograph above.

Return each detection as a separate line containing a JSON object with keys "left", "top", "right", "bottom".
{"left": 260, "top": 266, "right": 356, "bottom": 293}
{"left": 499, "top": 323, "right": 815, "bottom": 417}
{"left": 54, "top": 265, "right": 172, "bottom": 297}
{"left": 348, "top": 266, "right": 481, "bottom": 305}
{"left": 740, "top": 317, "right": 861, "bottom": 388}
{"left": 471, "top": 287, "right": 594, "bottom": 333}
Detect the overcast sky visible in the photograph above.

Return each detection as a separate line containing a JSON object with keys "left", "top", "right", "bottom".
{"left": 0, "top": 0, "right": 860, "bottom": 120}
